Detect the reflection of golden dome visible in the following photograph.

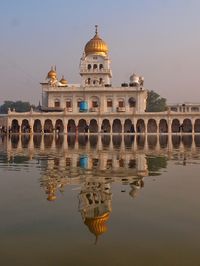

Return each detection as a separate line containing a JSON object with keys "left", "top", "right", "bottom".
{"left": 85, "top": 25, "right": 108, "bottom": 56}
{"left": 84, "top": 212, "right": 110, "bottom": 241}
{"left": 47, "top": 194, "right": 56, "bottom": 201}
{"left": 47, "top": 67, "right": 57, "bottom": 79}
{"left": 59, "top": 75, "right": 68, "bottom": 85}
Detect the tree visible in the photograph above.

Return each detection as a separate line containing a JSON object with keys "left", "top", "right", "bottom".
{"left": 146, "top": 90, "right": 167, "bottom": 112}
{"left": 0, "top": 101, "right": 34, "bottom": 114}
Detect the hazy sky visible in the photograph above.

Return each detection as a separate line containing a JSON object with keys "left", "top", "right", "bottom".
{"left": 0, "top": 0, "right": 200, "bottom": 105}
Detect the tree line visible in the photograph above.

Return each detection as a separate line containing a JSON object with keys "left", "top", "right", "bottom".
{"left": 0, "top": 91, "right": 167, "bottom": 114}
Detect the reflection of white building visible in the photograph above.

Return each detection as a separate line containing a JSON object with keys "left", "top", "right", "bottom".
{"left": 5, "top": 26, "right": 200, "bottom": 134}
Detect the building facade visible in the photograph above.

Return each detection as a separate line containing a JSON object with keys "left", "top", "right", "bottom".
{"left": 5, "top": 26, "right": 200, "bottom": 134}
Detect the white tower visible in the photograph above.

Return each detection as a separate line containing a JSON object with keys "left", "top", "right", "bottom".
{"left": 80, "top": 25, "right": 112, "bottom": 87}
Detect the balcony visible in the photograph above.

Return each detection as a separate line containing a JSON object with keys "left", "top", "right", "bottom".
{"left": 117, "top": 107, "right": 126, "bottom": 112}
{"left": 80, "top": 68, "right": 111, "bottom": 74}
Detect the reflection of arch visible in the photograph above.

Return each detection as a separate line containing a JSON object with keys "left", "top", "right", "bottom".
{"left": 89, "top": 135, "right": 98, "bottom": 147}
{"left": 44, "top": 135, "right": 53, "bottom": 148}
{"left": 113, "top": 135, "right": 122, "bottom": 148}
{"left": 21, "top": 135, "right": 30, "bottom": 148}
{"left": 182, "top": 119, "right": 192, "bottom": 133}
{"left": 55, "top": 119, "right": 64, "bottom": 133}
{"left": 159, "top": 135, "right": 168, "bottom": 148}
{"left": 159, "top": 119, "right": 168, "bottom": 133}
{"left": 21, "top": 119, "right": 30, "bottom": 133}
{"left": 136, "top": 119, "right": 145, "bottom": 133}
{"left": 33, "top": 135, "right": 42, "bottom": 148}
{"left": 124, "top": 119, "right": 134, "bottom": 133}
{"left": 112, "top": 119, "right": 122, "bottom": 133}
{"left": 44, "top": 119, "right": 53, "bottom": 133}
{"left": 148, "top": 135, "right": 157, "bottom": 149}
{"left": 194, "top": 136, "right": 200, "bottom": 147}
{"left": 171, "top": 119, "right": 180, "bottom": 133}
{"left": 67, "top": 135, "right": 76, "bottom": 148}
{"left": 33, "top": 119, "right": 42, "bottom": 133}
{"left": 172, "top": 135, "right": 181, "bottom": 148}
{"left": 11, "top": 135, "right": 19, "bottom": 148}
{"left": 55, "top": 135, "right": 64, "bottom": 148}
{"left": 194, "top": 119, "right": 200, "bottom": 133}
{"left": 89, "top": 119, "right": 98, "bottom": 133}
{"left": 78, "top": 119, "right": 87, "bottom": 133}
{"left": 11, "top": 119, "right": 20, "bottom": 133}
{"left": 182, "top": 135, "right": 192, "bottom": 147}
{"left": 147, "top": 119, "right": 157, "bottom": 133}
{"left": 101, "top": 135, "right": 110, "bottom": 147}
{"left": 67, "top": 119, "right": 76, "bottom": 133}
{"left": 101, "top": 119, "right": 111, "bottom": 133}
{"left": 136, "top": 135, "right": 145, "bottom": 148}
{"left": 124, "top": 135, "right": 134, "bottom": 147}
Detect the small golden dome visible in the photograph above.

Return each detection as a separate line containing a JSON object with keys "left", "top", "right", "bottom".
{"left": 85, "top": 25, "right": 108, "bottom": 56}
{"left": 59, "top": 75, "right": 68, "bottom": 85}
{"left": 84, "top": 212, "right": 110, "bottom": 238}
{"left": 47, "top": 67, "right": 57, "bottom": 79}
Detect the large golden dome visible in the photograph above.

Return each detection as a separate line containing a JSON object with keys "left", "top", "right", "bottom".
{"left": 84, "top": 25, "right": 108, "bottom": 56}
{"left": 47, "top": 67, "right": 57, "bottom": 80}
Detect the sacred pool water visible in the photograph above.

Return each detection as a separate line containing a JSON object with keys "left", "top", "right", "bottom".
{"left": 0, "top": 134, "right": 200, "bottom": 266}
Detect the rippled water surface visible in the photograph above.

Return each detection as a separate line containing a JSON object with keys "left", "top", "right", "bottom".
{"left": 1, "top": 134, "right": 200, "bottom": 266}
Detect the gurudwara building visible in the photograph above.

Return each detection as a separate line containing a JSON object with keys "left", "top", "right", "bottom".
{"left": 4, "top": 26, "right": 200, "bottom": 134}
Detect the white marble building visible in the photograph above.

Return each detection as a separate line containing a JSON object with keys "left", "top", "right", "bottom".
{"left": 5, "top": 26, "right": 200, "bottom": 134}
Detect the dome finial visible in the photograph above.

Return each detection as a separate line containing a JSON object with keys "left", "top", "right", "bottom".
{"left": 95, "top": 25, "right": 98, "bottom": 35}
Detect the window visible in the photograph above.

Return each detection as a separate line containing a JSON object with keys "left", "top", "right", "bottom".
{"left": 128, "top": 97, "right": 136, "bottom": 107}
{"left": 99, "top": 78, "right": 103, "bottom": 84}
{"left": 54, "top": 100, "right": 60, "bottom": 107}
{"left": 93, "top": 80, "right": 96, "bottom": 85}
{"left": 87, "top": 64, "right": 91, "bottom": 70}
{"left": 99, "top": 64, "right": 103, "bottom": 70}
{"left": 88, "top": 78, "right": 91, "bottom": 85}
{"left": 66, "top": 101, "right": 71, "bottom": 108}
{"left": 93, "top": 64, "right": 97, "bottom": 69}
{"left": 93, "top": 56, "right": 97, "bottom": 60}
{"left": 77, "top": 100, "right": 82, "bottom": 108}
{"left": 191, "top": 107, "right": 199, "bottom": 112}
{"left": 92, "top": 101, "right": 98, "bottom": 108}
{"left": 107, "top": 99, "right": 112, "bottom": 107}
{"left": 119, "top": 101, "right": 124, "bottom": 107}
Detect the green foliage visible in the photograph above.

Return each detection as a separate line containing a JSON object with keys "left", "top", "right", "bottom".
{"left": 146, "top": 90, "right": 167, "bottom": 112}
{"left": 0, "top": 101, "right": 34, "bottom": 114}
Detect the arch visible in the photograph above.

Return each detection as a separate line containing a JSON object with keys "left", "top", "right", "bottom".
{"left": 55, "top": 119, "right": 64, "bottom": 133}
{"left": 87, "top": 78, "right": 91, "bottom": 85}
{"left": 101, "top": 119, "right": 111, "bottom": 133}
{"left": 136, "top": 119, "right": 145, "bottom": 133}
{"left": 182, "top": 119, "right": 192, "bottom": 133}
{"left": 171, "top": 119, "right": 180, "bottom": 133}
{"left": 99, "top": 78, "right": 103, "bottom": 85}
{"left": 117, "top": 98, "right": 125, "bottom": 108}
{"left": 99, "top": 64, "right": 103, "bottom": 70}
{"left": 194, "top": 119, "right": 200, "bottom": 132}
{"left": 124, "top": 119, "right": 134, "bottom": 133}
{"left": 147, "top": 119, "right": 157, "bottom": 133}
{"left": 93, "top": 64, "right": 98, "bottom": 70}
{"left": 87, "top": 64, "right": 92, "bottom": 70}
{"left": 128, "top": 97, "right": 136, "bottom": 108}
{"left": 78, "top": 119, "right": 88, "bottom": 133}
{"left": 33, "top": 119, "right": 42, "bottom": 133}
{"left": 11, "top": 119, "right": 20, "bottom": 133}
{"left": 67, "top": 119, "right": 76, "bottom": 133}
{"left": 112, "top": 119, "right": 122, "bottom": 133}
{"left": 89, "top": 119, "right": 98, "bottom": 133}
{"left": 44, "top": 119, "right": 53, "bottom": 133}
{"left": 21, "top": 119, "right": 30, "bottom": 133}
{"left": 159, "top": 119, "right": 168, "bottom": 133}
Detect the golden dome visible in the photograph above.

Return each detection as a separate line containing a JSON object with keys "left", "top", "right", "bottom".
{"left": 47, "top": 67, "right": 57, "bottom": 80}
{"left": 84, "top": 212, "right": 110, "bottom": 239}
{"left": 84, "top": 25, "right": 108, "bottom": 56}
{"left": 59, "top": 75, "right": 68, "bottom": 85}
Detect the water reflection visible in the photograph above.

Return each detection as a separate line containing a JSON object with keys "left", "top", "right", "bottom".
{"left": 1, "top": 134, "right": 200, "bottom": 243}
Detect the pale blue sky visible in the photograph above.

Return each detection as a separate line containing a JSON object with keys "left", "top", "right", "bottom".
{"left": 0, "top": 0, "right": 200, "bottom": 104}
